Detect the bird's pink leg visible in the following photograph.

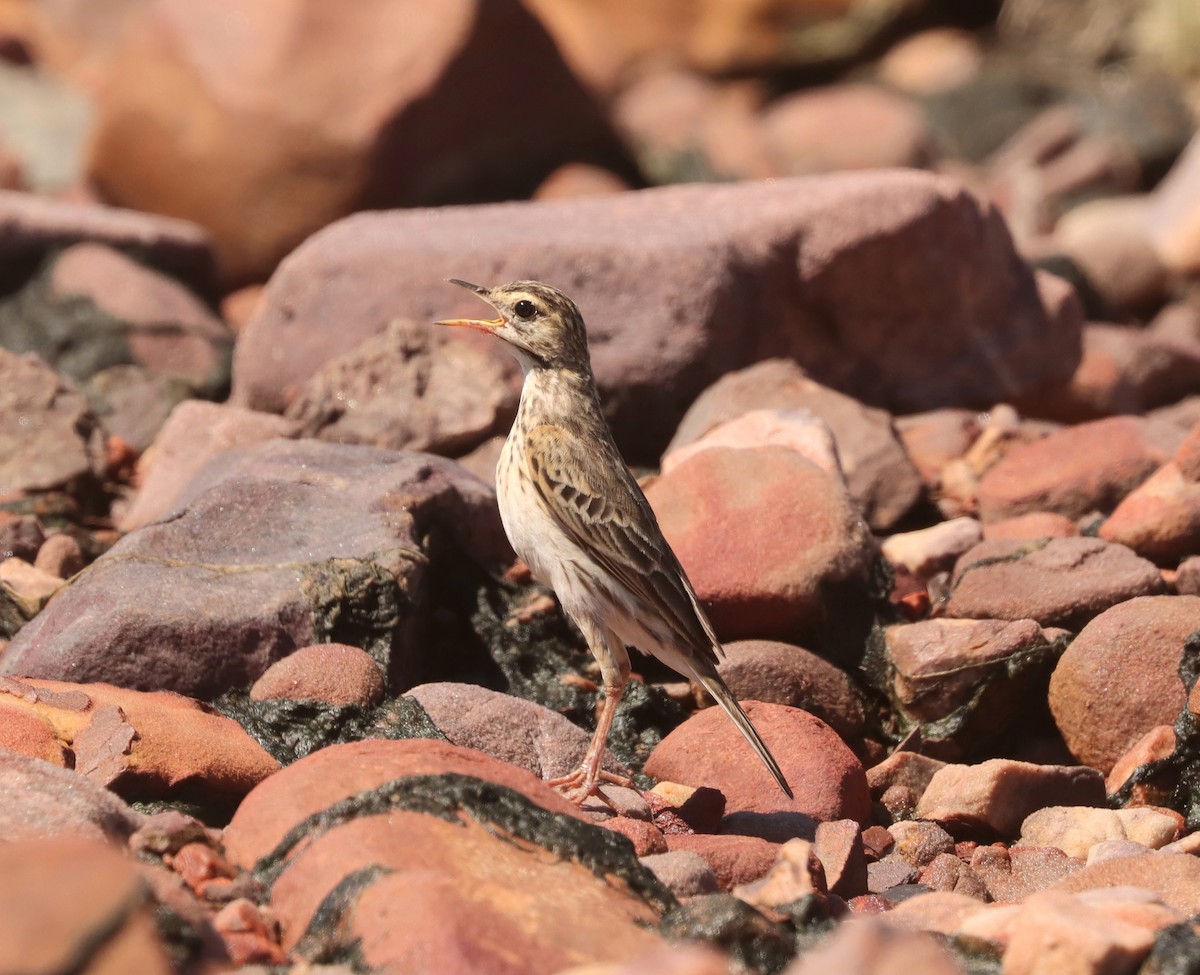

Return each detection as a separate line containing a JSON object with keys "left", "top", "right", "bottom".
{"left": 547, "top": 681, "right": 633, "bottom": 802}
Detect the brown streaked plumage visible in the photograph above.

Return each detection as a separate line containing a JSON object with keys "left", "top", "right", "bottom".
{"left": 436, "top": 279, "right": 792, "bottom": 801}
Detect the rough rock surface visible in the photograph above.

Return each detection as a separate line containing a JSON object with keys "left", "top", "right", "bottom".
{"left": 233, "top": 170, "right": 1080, "bottom": 459}
{"left": 1048, "top": 595, "right": 1200, "bottom": 771}
{"left": 2, "top": 440, "right": 511, "bottom": 697}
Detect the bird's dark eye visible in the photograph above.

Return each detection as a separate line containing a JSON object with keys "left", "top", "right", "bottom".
{"left": 513, "top": 299, "right": 536, "bottom": 320}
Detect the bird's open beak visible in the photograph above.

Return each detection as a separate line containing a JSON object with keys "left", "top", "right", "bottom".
{"left": 434, "top": 278, "right": 504, "bottom": 333}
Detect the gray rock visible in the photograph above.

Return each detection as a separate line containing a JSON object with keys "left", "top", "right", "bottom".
{"left": 1, "top": 440, "right": 511, "bottom": 698}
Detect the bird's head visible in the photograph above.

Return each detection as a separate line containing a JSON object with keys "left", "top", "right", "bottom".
{"left": 435, "top": 279, "right": 590, "bottom": 373}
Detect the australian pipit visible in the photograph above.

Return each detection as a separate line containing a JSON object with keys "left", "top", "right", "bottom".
{"left": 437, "top": 279, "right": 792, "bottom": 802}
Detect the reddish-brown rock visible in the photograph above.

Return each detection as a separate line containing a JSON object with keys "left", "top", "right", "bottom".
{"left": 0, "top": 837, "right": 174, "bottom": 975}
{"left": 406, "top": 682, "right": 629, "bottom": 782}
{"left": 0, "top": 187, "right": 215, "bottom": 290}
{"left": 666, "top": 359, "right": 922, "bottom": 531}
{"left": 0, "top": 750, "right": 144, "bottom": 843}
{"left": 1048, "top": 595, "right": 1200, "bottom": 772}
{"left": 915, "top": 760, "right": 1106, "bottom": 838}
{"left": 968, "top": 845, "right": 1084, "bottom": 903}
{"left": 645, "top": 446, "right": 874, "bottom": 641}
{"left": 945, "top": 537, "right": 1165, "bottom": 630}
{"left": 224, "top": 739, "right": 664, "bottom": 970}
{"left": 233, "top": 171, "right": 1079, "bottom": 460}
{"left": 762, "top": 83, "right": 933, "bottom": 176}
{"left": 118, "top": 399, "right": 297, "bottom": 531}
{"left": 0, "top": 349, "right": 105, "bottom": 493}
{"left": 1051, "top": 852, "right": 1200, "bottom": 916}
{"left": 5, "top": 441, "right": 511, "bottom": 698}
{"left": 664, "top": 834, "right": 780, "bottom": 890}
{"left": 250, "top": 643, "right": 384, "bottom": 707}
{"left": 85, "top": 0, "right": 629, "bottom": 283}
{"left": 282, "top": 318, "right": 521, "bottom": 458}
{"left": 977, "top": 417, "right": 1172, "bottom": 522}
{"left": 644, "top": 701, "right": 871, "bottom": 829}
{"left": 0, "top": 676, "right": 279, "bottom": 806}
{"left": 983, "top": 511, "right": 1081, "bottom": 541}
{"left": 1102, "top": 425, "right": 1200, "bottom": 563}
{"left": 714, "top": 639, "right": 865, "bottom": 742}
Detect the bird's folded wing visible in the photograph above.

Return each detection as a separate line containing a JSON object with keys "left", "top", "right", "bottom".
{"left": 524, "top": 422, "right": 721, "bottom": 666}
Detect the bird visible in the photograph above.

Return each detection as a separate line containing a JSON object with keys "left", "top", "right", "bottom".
{"left": 436, "top": 279, "right": 792, "bottom": 802}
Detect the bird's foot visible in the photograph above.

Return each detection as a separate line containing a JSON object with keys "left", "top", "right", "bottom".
{"left": 546, "top": 766, "right": 634, "bottom": 804}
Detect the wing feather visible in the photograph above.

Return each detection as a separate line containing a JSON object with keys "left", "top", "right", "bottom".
{"left": 523, "top": 423, "right": 721, "bottom": 668}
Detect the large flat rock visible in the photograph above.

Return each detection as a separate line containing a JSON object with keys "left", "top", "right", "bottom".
{"left": 232, "top": 170, "right": 1080, "bottom": 460}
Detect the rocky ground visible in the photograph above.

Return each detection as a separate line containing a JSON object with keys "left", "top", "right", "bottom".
{"left": 4, "top": 1, "right": 1200, "bottom": 974}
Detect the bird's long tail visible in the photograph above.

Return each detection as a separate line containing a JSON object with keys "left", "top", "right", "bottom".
{"left": 693, "top": 670, "right": 793, "bottom": 799}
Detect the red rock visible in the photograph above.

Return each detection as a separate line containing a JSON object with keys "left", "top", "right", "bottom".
{"left": 1020, "top": 322, "right": 1200, "bottom": 424}
{"left": 533, "top": 162, "right": 630, "bottom": 200}
{"left": 993, "top": 889, "right": 1176, "bottom": 975}
{"left": 867, "top": 857, "right": 918, "bottom": 893}
{"left": 969, "top": 845, "right": 1083, "bottom": 903}
{"left": 1101, "top": 426, "right": 1200, "bottom": 562}
{"left": 732, "top": 838, "right": 826, "bottom": 909}
{"left": 233, "top": 170, "right": 1079, "bottom": 461}
{"left": 406, "top": 682, "right": 629, "bottom": 782}
{"left": 644, "top": 701, "right": 871, "bottom": 828}
{"left": 602, "top": 817, "right": 667, "bottom": 857}
{"left": 945, "top": 536, "right": 1165, "bottom": 630}
{"left": 118, "top": 399, "right": 297, "bottom": 531}
{"left": 865, "top": 753, "right": 947, "bottom": 806}
{"left": 977, "top": 417, "right": 1171, "bottom": 522}
{"left": 224, "top": 738, "right": 587, "bottom": 868}
{"left": 1106, "top": 725, "right": 1176, "bottom": 795}
{"left": 281, "top": 317, "right": 520, "bottom": 457}
{"left": 761, "top": 83, "right": 933, "bottom": 175}
{"left": 645, "top": 446, "right": 874, "bottom": 641}
{"left": 224, "top": 738, "right": 669, "bottom": 967}
{"left": 219, "top": 284, "right": 264, "bottom": 333}
{"left": 1018, "top": 806, "right": 1179, "bottom": 859}
{"left": 882, "top": 518, "right": 983, "bottom": 579}
{"left": 85, "top": 0, "right": 628, "bottom": 283}
{"left": 642, "top": 850, "right": 719, "bottom": 898}
{"left": 0, "top": 750, "right": 144, "bottom": 843}
{"left": 0, "top": 556, "right": 62, "bottom": 602}
{"left": 814, "top": 819, "right": 868, "bottom": 899}
{"left": 0, "top": 187, "right": 216, "bottom": 290}
{"left": 714, "top": 639, "right": 865, "bottom": 742}
{"left": 250, "top": 643, "right": 384, "bottom": 707}
{"left": 1148, "top": 132, "right": 1200, "bottom": 274}
{"left": 0, "top": 349, "right": 104, "bottom": 493}
{"left": 918, "top": 853, "right": 988, "bottom": 900}
{"left": 664, "top": 834, "right": 779, "bottom": 890}
{"left": 353, "top": 859, "right": 661, "bottom": 973}
{"left": 1048, "top": 595, "right": 1200, "bottom": 772}
{"left": 884, "top": 617, "right": 1061, "bottom": 736}
{"left": 894, "top": 407, "right": 980, "bottom": 493}
{"left": 667, "top": 359, "right": 922, "bottom": 531}
{"left": 861, "top": 824, "right": 896, "bottom": 860}
{"left": 878, "top": 28, "right": 983, "bottom": 94}
{"left": 1055, "top": 196, "right": 1168, "bottom": 314}
{"left": 0, "top": 676, "right": 279, "bottom": 806}
{"left": 0, "top": 837, "right": 174, "bottom": 974}
{"left": 33, "top": 532, "right": 84, "bottom": 578}
{"left": 663, "top": 408, "right": 844, "bottom": 485}
{"left": 1051, "top": 852, "right": 1200, "bottom": 915}
{"left": 916, "top": 760, "right": 1106, "bottom": 838}
{"left": 213, "top": 898, "right": 285, "bottom": 966}
{"left": 0, "top": 513, "right": 45, "bottom": 561}
{"left": 6, "top": 442, "right": 510, "bottom": 698}
{"left": 48, "top": 243, "right": 231, "bottom": 383}
{"left": 889, "top": 821, "right": 955, "bottom": 868}
{"left": 882, "top": 889, "right": 987, "bottom": 934}
{"left": 983, "top": 511, "right": 1080, "bottom": 541}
